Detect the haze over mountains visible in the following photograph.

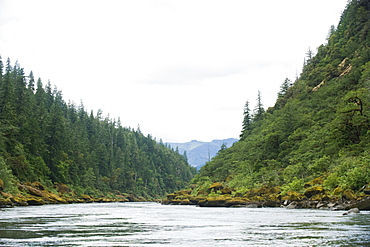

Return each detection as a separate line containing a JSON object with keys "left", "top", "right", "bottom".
{"left": 168, "top": 138, "right": 238, "bottom": 169}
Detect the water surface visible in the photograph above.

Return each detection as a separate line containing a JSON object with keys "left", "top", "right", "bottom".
{"left": 1, "top": 202, "right": 369, "bottom": 246}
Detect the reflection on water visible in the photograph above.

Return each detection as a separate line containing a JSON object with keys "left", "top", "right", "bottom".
{"left": 0, "top": 202, "right": 369, "bottom": 246}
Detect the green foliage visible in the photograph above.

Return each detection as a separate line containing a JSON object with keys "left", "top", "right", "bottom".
{"left": 0, "top": 156, "right": 17, "bottom": 193}
{"left": 192, "top": 0, "right": 370, "bottom": 195}
{"left": 280, "top": 178, "right": 305, "bottom": 195}
{"left": 0, "top": 58, "right": 196, "bottom": 197}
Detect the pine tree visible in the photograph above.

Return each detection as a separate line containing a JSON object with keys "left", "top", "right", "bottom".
{"left": 278, "top": 78, "right": 292, "bottom": 98}
{"left": 240, "top": 100, "right": 252, "bottom": 140}
{"left": 27, "top": 71, "right": 35, "bottom": 93}
{"left": 253, "top": 91, "right": 265, "bottom": 122}
{"left": 0, "top": 55, "right": 3, "bottom": 82}
{"left": 0, "top": 58, "right": 16, "bottom": 124}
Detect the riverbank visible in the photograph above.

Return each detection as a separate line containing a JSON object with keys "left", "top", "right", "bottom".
{"left": 0, "top": 181, "right": 147, "bottom": 207}
{"left": 162, "top": 182, "right": 370, "bottom": 211}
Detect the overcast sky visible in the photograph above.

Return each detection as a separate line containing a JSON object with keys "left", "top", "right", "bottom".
{"left": 0, "top": 0, "right": 348, "bottom": 143}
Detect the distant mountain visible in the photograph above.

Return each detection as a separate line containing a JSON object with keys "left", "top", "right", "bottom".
{"left": 168, "top": 138, "right": 238, "bottom": 169}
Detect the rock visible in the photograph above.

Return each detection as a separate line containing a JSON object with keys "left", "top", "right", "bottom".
{"left": 281, "top": 191, "right": 305, "bottom": 201}
{"left": 220, "top": 187, "right": 233, "bottom": 195}
{"left": 316, "top": 201, "right": 327, "bottom": 209}
{"left": 0, "top": 197, "right": 13, "bottom": 207}
{"left": 333, "top": 204, "right": 347, "bottom": 211}
{"left": 166, "top": 193, "right": 177, "bottom": 200}
{"left": 245, "top": 203, "right": 261, "bottom": 208}
{"left": 301, "top": 200, "right": 318, "bottom": 209}
{"left": 55, "top": 183, "right": 71, "bottom": 193}
{"left": 32, "top": 181, "right": 45, "bottom": 191}
{"left": 286, "top": 201, "right": 298, "bottom": 209}
{"left": 224, "top": 197, "right": 249, "bottom": 207}
{"left": 81, "top": 194, "right": 93, "bottom": 202}
{"left": 189, "top": 196, "right": 205, "bottom": 204}
{"left": 304, "top": 186, "right": 325, "bottom": 198}
{"left": 27, "top": 198, "right": 45, "bottom": 206}
{"left": 198, "top": 196, "right": 232, "bottom": 207}
{"left": 304, "top": 177, "right": 324, "bottom": 188}
{"left": 46, "top": 192, "right": 67, "bottom": 204}
{"left": 262, "top": 200, "right": 279, "bottom": 208}
{"left": 17, "top": 184, "right": 44, "bottom": 197}
{"left": 208, "top": 182, "right": 224, "bottom": 192}
{"left": 342, "top": 189, "right": 357, "bottom": 201}
{"left": 348, "top": 208, "right": 360, "bottom": 213}
{"left": 343, "top": 207, "right": 360, "bottom": 215}
{"left": 346, "top": 196, "right": 370, "bottom": 210}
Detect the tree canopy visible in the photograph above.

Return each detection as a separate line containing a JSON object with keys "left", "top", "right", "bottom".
{"left": 0, "top": 59, "right": 196, "bottom": 197}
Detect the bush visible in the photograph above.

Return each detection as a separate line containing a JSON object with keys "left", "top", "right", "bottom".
{"left": 0, "top": 157, "right": 18, "bottom": 193}
{"left": 280, "top": 178, "right": 304, "bottom": 194}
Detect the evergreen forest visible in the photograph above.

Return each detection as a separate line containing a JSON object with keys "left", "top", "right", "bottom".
{"left": 0, "top": 58, "right": 196, "bottom": 199}
{"left": 187, "top": 0, "right": 370, "bottom": 201}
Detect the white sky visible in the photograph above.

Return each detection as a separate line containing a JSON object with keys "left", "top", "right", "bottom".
{"left": 0, "top": 0, "right": 348, "bottom": 143}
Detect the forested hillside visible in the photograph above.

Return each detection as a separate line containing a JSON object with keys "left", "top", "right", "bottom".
{"left": 166, "top": 0, "right": 370, "bottom": 207}
{"left": 0, "top": 59, "right": 196, "bottom": 199}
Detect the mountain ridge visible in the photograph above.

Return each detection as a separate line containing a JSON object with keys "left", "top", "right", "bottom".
{"left": 168, "top": 138, "right": 238, "bottom": 169}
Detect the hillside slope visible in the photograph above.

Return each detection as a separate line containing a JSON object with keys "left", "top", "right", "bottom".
{"left": 0, "top": 58, "right": 196, "bottom": 200}
{"left": 165, "top": 0, "right": 370, "bottom": 208}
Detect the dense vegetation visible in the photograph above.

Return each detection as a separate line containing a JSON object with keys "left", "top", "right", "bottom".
{"left": 0, "top": 58, "right": 196, "bottom": 198}
{"left": 191, "top": 0, "right": 370, "bottom": 197}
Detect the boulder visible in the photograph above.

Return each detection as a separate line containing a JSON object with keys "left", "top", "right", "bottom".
{"left": 286, "top": 201, "right": 298, "bottom": 209}
{"left": 81, "top": 194, "right": 93, "bottom": 202}
{"left": 346, "top": 197, "right": 370, "bottom": 210}
{"left": 31, "top": 181, "right": 45, "bottom": 191}
{"left": 166, "top": 193, "right": 177, "bottom": 200}
{"left": 262, "top": 200, "right": 280, "bottom": 207}
{"left": 304, "top": 186, "right": 325, "bottom": 198}
{"left": 55, "top": 183, "right": 71, "bottom": 193}
{"left": 0, "top": 197, "right": 13, "bottom": 207}
{"left": 316, "top": 201, "right": 327, "bottom": 209}
{"left": 198, "top": 195, "right": 231, "bottom": 207}
{"left": 224, "top": 197, "right": 249, "bottom": 207}
{"left": 343, "top": 208, "right": 360, "bottom": 215}
{"left": 244, "top": 203, "right": 261, "bottom": 208}
{"left": 189, "top": 196, "right": 205, "bottom": 204}
{"left": 26, "top": 198, "right": 45, "bottom": 206}
{"left": 220, "top": 187, "right": 233, "bottom": 194}
{"left": 18, "top": 184, "right": 45, "bottom": 197}
{"left": 342, "top": 189, "right": 357, "bottom": 201}
{"left": 46, "top": 192, "right": 67, "bottom": 204}
{"left": 281, "top": 191, "right": 305, "bottom": 201}
{"left": 208, "top": 182, "right": 224, "bottom": 192}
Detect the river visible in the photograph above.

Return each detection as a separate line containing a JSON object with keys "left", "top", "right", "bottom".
{"left": 0, "top": 202, "right": 369, "bottom": 246}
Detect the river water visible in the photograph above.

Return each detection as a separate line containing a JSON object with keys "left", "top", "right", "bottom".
{"left": 0, "top": 202, "right": 369, "bottom": 246}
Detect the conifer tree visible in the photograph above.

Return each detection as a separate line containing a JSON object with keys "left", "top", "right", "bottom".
{"left": 278, "top": 78, "right": 292, "bottom": 98}
{"left": 253, "top": 91, "right": 265, "bottom": 122}
{"left": 0, "top": 58, "right": 16, "bottom": 124}
{"left": 240, "top": 100, "right": 252, "bottom": 140}
{"left": 0, "top": 55, "right": 3, "bottom": 82}
{"left": 27, "top": 71, "right": 35, "bottom": 92}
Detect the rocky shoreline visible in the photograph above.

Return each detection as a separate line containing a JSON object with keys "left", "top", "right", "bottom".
{"left": 162, "top": 182, "right": 370, "bottom": 211}
{"left": 0, "top": 181, "right": 147, "bottom": 208}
